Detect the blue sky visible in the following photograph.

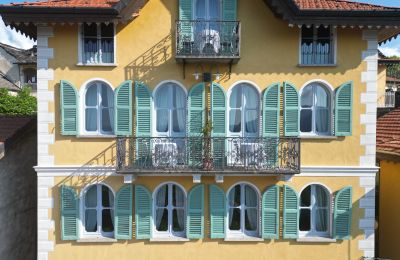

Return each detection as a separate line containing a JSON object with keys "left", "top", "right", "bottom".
{"left": 0, "top": 0, "right": 400, "bottom": 54}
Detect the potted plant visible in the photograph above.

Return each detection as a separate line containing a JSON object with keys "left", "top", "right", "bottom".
{"left": 202, "top": 119, "right": 213, "bottom": 170}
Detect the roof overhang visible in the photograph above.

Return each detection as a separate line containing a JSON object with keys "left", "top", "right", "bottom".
{"left": 377, "top": 150, "right": 400, "bottom": 163}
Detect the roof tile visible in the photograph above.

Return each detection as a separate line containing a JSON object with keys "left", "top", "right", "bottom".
{"left": 7, "top": 0, "right": 119, "bottom": 8}
{"left": 377, "top": 107, "right": 400, "bottom": 155}
{"left": 294, "top": 0, "right": 397, "bottom": 11}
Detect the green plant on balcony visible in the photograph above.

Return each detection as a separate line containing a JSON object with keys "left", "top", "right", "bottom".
{"left": 202, "top": 119, "right": 213, "bottom": 170}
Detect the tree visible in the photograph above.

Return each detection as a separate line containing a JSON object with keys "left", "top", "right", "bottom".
{"left": 0, "top": 86, "right": 37, "bottom": 115}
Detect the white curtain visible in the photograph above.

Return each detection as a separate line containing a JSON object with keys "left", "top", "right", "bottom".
{"left": 101, "top": 39, "right": 114, "bottom": 63}
{"left": 102, "top": 84, "right": 114, "bottom": 132}
{"left": 84, "top": 39, "right": 98, "bottom": 63}
{"left": 156, "top": 185, "right": 168, "bottom": 229}
{"left": 228, "top": 189, "right": 236, "bottom": 228}
{"left": 174, "top": 86, "right": 186, "bottom": 133}
{"left": 229, "top": 86, "right": 242, "bottom": 133}
{"left": 243, "top": 85, "right": 258, "bottom": 135}
{"left": 174, "top": 185, "right": 185, "bottom": 231}
{"left": 315, "top": 86, "right": 329, "bottom": 133}
{"left": 244, "top": 185, "right": 257, "bottom": 231}
{"left": 85, "top": 85, "right": 98, "bottom": 131}
{"left": 315, "top": 185, "right": 328, "bottom": 232}
{"left": 156, "top": 86, "right": 171, "bottom": 133}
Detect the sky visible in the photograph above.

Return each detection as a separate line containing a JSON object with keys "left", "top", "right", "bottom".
{"left": 0, "top": 0, "right": 400, "bottom": 53}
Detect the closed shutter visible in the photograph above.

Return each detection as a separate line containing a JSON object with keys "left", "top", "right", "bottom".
{"left": 188, "top": 83, "right": 205, "bottom": 167}
{"left": 335, "top": 82, "right": 353, "bottom": 136}
{"left": 222, "top": 0, "right": 237, "bottom": 21}
{"left": 60, "top": 185, "right": 79, "bottom": 240}
{"left": 135, "top": 185, "right": 152, "bottom": 239}
{"left": 60, "top": 80, "right": 78, "bottom": 135}
{"left": 333, "top": 186, "right": 353, "bottom": 240}
{"left": 262, "top": 185, "right": 280, "bottom": 239}
{"left": 187, "top": 184, "right": 204, "bottom": 239}
{"left": 283, "top": 185, "right": 299, "bottom": 239}
{"left": 115, "top": 80, "right": 132, "bottom": 136}
{"left": 135, "top": 82, "right": 152, "bottom": 166}
{"left": 209, "top": 184, "right": 225, "bottom": 238}
{"left": 115, "top": 184, "right": 133, "bottom": 240}
{"left": 283, "top": 82, "right": 299, "bottom": 137}
{"left": 211, "top": 82, "right": 227, "bottom": 167}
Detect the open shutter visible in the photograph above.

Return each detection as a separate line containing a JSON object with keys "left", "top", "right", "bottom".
{"left": 60, "top": 185, "right": 79, "bottom": 240}
{"left": 333, "top": 186, "right": 353, "bottom": 240}
{"left": 283, "top": 185, "right": 299, "bottom": 239}
{"left": 115, "top": 184, "right": 133, "bottom": 240}
{"left": 263, "top": 83, "right": 280, "bottom": 137}
{"left": 262, "top": 185, "right": 280, "bottom": 239}
{"left": 179, "top": 0, "right": 193, "bottom": 40}
{"left": 209, "top": 184, "right": 225, "bottom": 238}
{"left": 335, "top": 82, "right": 353, "bottom": 136}
{"left": 211, "top": 82, "right": 227, "bottom": 167}
{"left": 60, "top": 80, "right": 78, "bottom": 135}
{"left": 222, "top": 0, "right": 237, "bottom": 21}
{"left": 115, "top": 80, "right": 132, "bottom": 136}
{"left": 188, "top": 83, "right": 205, "bottom": 167}
{"left": 135, "top": 82, "right": 152, "bottom": 166}
{"left": 187, "top": 184, "right": 204, "bottom": 239}
{"left": 135, "top": 185, "right": 152, "bottom": 239}
{"left": 283, "top": 82, "right": 299, "bottom": 137}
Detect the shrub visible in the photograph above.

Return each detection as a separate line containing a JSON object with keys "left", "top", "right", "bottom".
{"left": 0, "top": 86, "right": 37, "bottom": 115}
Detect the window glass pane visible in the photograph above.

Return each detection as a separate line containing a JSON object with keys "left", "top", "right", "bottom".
{"left": 243, "top": 85, "right": 258, "bottom": 109}
{"left": 317, "top": 26, "right": 330, "bottom": 38}
{"left": 315, "top": 185, "right": 328, "bottom": 207}
{"left": 173, "top": 185, "right": 184, "bottom": 207}
{"left": 102, "top": 185, "right": 114, "bottom": 207}
{"left": 84, "top": 38, "right": 98, "bottom": 64}
{"left": 229, "top": 208, "right": 241, "bottom": 230}
{"left": 156, "top": 110, "right": 169, "bottom": 132}
{"left": 230, "top": 87, "right": 242, "bottom": 108}
{"left": 172, "top": 109, "right": 186, "bottom": 133}
{"left": 300, "top": 186, "right": 311, "bottom": 207}
{"left": 300, "top": 109, "right": 312, "bottom": 132}
{"left": 245, "top": 209, "right": 257, "bottom": 231}
{"left": 85, "top": 185, "right": 97, "bottom": 207}
{"left": 86, "top": 85, "right": 97, "bottom": 106}
{"left": 101, "top": 84, "right": 113, "bottom": 107}
{"left": 209, "top": 0, "right": 221, "bottom": 20}
{"left": 85, "top": 209, "right": 97, "bottom": 232}
{"left": 315, "top": 109, "right": 329, "bottom": 133}
{"left": 229, "top": 109, "right": 241, "bottom": 133}
{"left": 228, "top": 185, "right": 241, "bottom": 207}
{"left": 315, "top": 208, "right": 328, "bottom": 232}
{"left": 101, "top": 23, "right": 114, "bottom": 37}
{"left": 173, "top": 85, "right": 186, "bottom": 109}
{"left": 244, "top": 185, "right": 257, "bottom": 207}
{"left": 84, "top": 23, "right": 97, "bottom": 37}
{"left": 172, "top": 209, "right": 185, "bottom": 232}
{"left": 102, "top": 108, "right": 114, "bottom": 132}
{"left": 315, "top": 86, "right": 328, "bottom": 108}
{"left": 301, "top": 86, "right": 313, "bottom": 108}
{"left": 156, "top": 185, "right": 168, "bottom": 207}
{"left": 155, "top": 86, "right": 171, "bottom": 108}
{"left": 155, "top": 208, "right": 168, "bottom": 231}
{"left": 85, "top": 108, "right": 98, "bottom": 132}
{"left": 195, "top": 0, "right": 206, "bottom": 19}
{"left": 102, "top": 209, "right": 114, "bottom": 232}
{"left": 101, "top": 39, "right": 114, "bottom": 63}
{"left": 301, "top": 26, "right": 314, "bottom": 39}
{"left": 299, "top": 209, "right": 311, "bottom": 231}
{"left": 245, "top": 110, "right": 258, "bottom": 134}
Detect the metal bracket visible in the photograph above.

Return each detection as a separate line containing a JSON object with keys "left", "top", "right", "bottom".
{"left": 215, "top": 174, "right": 224, "bottom": 183}
{"left": 193, "top": 174, "right": 202, "bottom": 183}
{"left": 124, "top": 175, "right": 136, "bottom": 183}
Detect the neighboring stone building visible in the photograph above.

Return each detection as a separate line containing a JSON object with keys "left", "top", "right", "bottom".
{"left": 0, "top": 43, "right": 37, "bottom": 95}
{"left": 0, "top": 116, "right": 37, "bottom": 260}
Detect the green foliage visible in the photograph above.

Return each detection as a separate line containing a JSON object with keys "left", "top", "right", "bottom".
{"left": 0, "top": 86, "right": 37, "bottom": 115}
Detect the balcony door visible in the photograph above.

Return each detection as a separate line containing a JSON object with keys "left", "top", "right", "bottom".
{"left": 194, "top": 0, "right": 221, "bottom": 22}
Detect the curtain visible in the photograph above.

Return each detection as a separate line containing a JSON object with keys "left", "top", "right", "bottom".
{"left": 85, "top": 85, "right": 98, "bottom": 132}
{"left": 101, "top": 84, "right": 114, "bottom": 133}
{"left": 85, "top": 186, "right": 98, "bottom": 232}
{"left": 244, "top": 185, "right": 257, "bottom": 231}
{"left": 101, "top": 39, "right": 114, "bottom": 63}
{"left": 108, "top": 188, "right": 115, "bottom": 227}
{"left": 174, "top": 86, "right": 186, "bottom": 133}
{"left": 174, "top": 185, "right": 185, "bottom": 231}
{"left": 84, "top": 39, "right": 98, "bottom": 63}
{"left": 243, "top": 86, "right": 258, "bottom": 135}
{"left": 156, "top": 85, "right": 171, "bottom": 133}
{"left": 315, "top": 186, "right": 328, "bottom": 232}
{"left": 155, "top": 185, "right": 168, "bottom": 229}
{"left": 228, "top": 189, "right": 235, "bottom": 228}
{"left": 229, "top": 86, "right": 242, "bottom": 133}
{"left": 315, "top": 86, "right": 329, "bottom": 133}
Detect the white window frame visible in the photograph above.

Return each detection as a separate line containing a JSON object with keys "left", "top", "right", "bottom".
{"left": 152, "top": 182, "right": 187, "bottom": 239}
{"left": 80, "top": 183, "right": 115, "bottom": 239}
{"left": 77, "top": 23, "right": 117, "bottom": 66}
{"left": 226, "top": 182, "right": 260, "bottom": 238}
{"left": 299, "top": 81, "right": 334, "bottom": 137}
{"left": 80, "top": 79, "right": 115, "bottom": 136}
{"left": 299, "top": 183, "right": 332, "bottom": 238}
{"left": 298, "top": 25, "right": 337, "bottom": 66}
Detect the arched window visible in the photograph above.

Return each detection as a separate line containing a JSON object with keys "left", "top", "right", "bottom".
{"left": 154, "top": 82, "right": 186, "bottom": 137}
{"left": 227, "top": 183, "right": 259, "bottom": 237}
{"left": 299, "top": 184, "right": 330, "bottom": 237}
{"left": 300, "top": 83, "right": 331, "bottom": 135}
{"left": 84, "top": 81, "right": 114, "bottom": 134}
{"left": 83, "top": 184, "right": 114, "bottom": 238}
{"left": 154, "top": 183, "right": 186, "bottom": 237}
{"left": 228, "top": 83, "right": 260, "bottom": 137}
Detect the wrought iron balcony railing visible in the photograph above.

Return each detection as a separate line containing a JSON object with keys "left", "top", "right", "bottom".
{"left": 175, "top": 20, "right": 241, "bottom": 62}
{"left": 116, "top": 137, "right": 300, "bottom": 174}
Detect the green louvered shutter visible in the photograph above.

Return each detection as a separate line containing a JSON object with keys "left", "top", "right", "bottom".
{"left": 209, "top": 184, "right": 225, "bottom": 238}
{"left": 115, "top": 80, "right": 132, "bottom": 136}
{"left": 333, "top": 186, "right": 353, "bottom": 240}
{"left": 60, "top": 80, "right": 78, "bottom": 135}
{"left": 179, "top": 0, "right": 193, "bottom": 42}
{"left": 335, "top": 82, "right": 353, "bottom": 136}
{"left": 115, "top": 185, "right": 133, "bottom": 240}
{"left": 262, "top": 185, "right": 280, "bottom": 239}
{"left": 188, "top": 83, "right": 205, "bottom": 167}
{"left": 135, "top": 185, "right": 152, "bottom": 239}
{"left": 60, "top": 185, "right": 79, "bottom": 240}
{"left": 187, "top": 184, "right": 204, "bottom": 239}
{"left": 222, "top": 0, "right": 237, "bottom": 21}
{"left": 263, "top": 83, "right": 280, "bottom": 137}
{"left": 283, "top": 185, "right": 299, "bottom": 239}
{"left": 135, "top": 82, "right": 152, "bottom": 166}
{"left": 211, "top": 82, "right": 227, "bottom": 167}
{"left": 283, "top": 82, "right": 299, "bottom": 137}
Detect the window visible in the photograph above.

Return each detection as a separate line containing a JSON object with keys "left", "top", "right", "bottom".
{"left": 300, "top": 26, "right": 334, "bottom": 65}
{"left": 227, "top": 183, "right": 259, "bottom": 237}
{"left": 83, "top": 184, "right": 114, "bottom": 238}
{"left": 84, "top": 81, "right": 114, "bottom": 135}
{"left": 228, "top": 83, "right": 260, "bottom": 137}
{"left": 299, "top": 184, "right": 330, "bottom": 237}
{"left": 81, "top": 23, "right": 114, "bottom": 64}
{"left": 300, "top": 83, "right": 331, "bottom": 135}
{"left": 194, "top": 0, "right": 221, "bottom": 21}
{"left": 154, "top": 183, "right": 186, "bottom": 238}
{"left": 23, "top": 68, "right": 36, "bottom": 84}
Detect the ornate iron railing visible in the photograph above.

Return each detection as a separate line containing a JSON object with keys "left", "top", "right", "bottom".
{"left": 176, "top": 20, "right": 241, "bottom": 58}
{"left": 116, "top": 137, "right": 300, "bottom": 174}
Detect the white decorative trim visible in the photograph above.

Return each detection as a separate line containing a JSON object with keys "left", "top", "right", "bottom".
{"left": 193, "top": 174, "right": 201, "bottom": 183}
{"left": 123, "top": 175, "right": 135, "bottom": 183}
{"left": 359, "top": 175, "right": 376, "bottom": 257}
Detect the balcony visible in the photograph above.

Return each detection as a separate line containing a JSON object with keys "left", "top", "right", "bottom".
{"left": 116, "top": 137, "right": 300, "bottom": 175}
{"left": 175, "top": 20, "right": 241, "bottom": 64}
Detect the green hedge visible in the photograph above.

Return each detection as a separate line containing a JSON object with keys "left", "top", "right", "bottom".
{"left": 0, "top": 86, "right": 37, "bottom": 115}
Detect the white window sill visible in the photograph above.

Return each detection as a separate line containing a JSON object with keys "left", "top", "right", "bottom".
{"left": 77, "top": 237, "right": 117, "bottom": 243}
{"left": 76, "top": 63, "right": 118, "bottom": 67}
{"left": 296, "top": 237, "right": 336, "bottom": 243}
{"left": 224, "top": 237, "right": 264, "bottom": 242}
{"left": 150, "top": 237, "right": 190, "bottom": 242}
{"left": 76, "top": 135, "right": 117, "bottom": 139}
{"left": 300, "top": 135, "right": 338, "bottom": 140}
{"left": 298, "top": 64, "right": 337, "bottom": 67}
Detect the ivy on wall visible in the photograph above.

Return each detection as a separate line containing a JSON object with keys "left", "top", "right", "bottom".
{"left": 0, "top": 86, "right": 37, "bottom": 115}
